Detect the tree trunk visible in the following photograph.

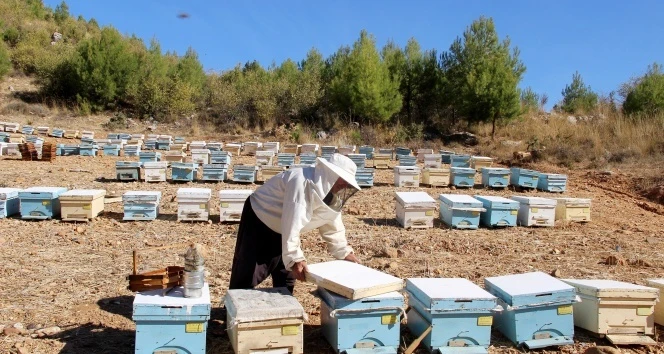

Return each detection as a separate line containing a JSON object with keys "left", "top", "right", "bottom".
{"left": 491, "top": 116, "right": 496, "bottom": 140}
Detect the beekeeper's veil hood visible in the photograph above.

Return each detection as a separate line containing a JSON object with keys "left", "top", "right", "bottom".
{"left": 310, "top": 153, "right": 361, "bottom": 212}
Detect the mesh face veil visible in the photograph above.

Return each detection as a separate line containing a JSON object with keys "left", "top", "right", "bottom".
{"left": 322, "top": 177, "right": 359, "bottom": 212}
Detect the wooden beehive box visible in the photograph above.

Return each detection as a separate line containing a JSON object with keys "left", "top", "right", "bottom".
{"left": 219, "top": 190, "right": 252, "bottom": 222}
{"left": 393, "top": 166, "right": 420, "bottom": 187}
{"left": 422, "top": 167, "right": 450, "bottom": 187}
{"left": 646, "top": 279, "right": 664, "bottom": 326}
{"left": 59, "top": 189, "right": 106, "bottom": 221}
{"left": 225, "top": 288, "right": 305, "bottom": 354}
{"left": 562, "top": 279, "right": 658, "bottom": 345}
{"left": 395, "top": 191, "right": 436, "bottom": 229}
{"left": 554, "top": 197, "right": 591, "bottom": 222}
{"left": 511, "top": 196, "right": 556, "bottom": 227}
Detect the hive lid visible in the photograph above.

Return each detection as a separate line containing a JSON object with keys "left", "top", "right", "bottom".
{"left": 218, "top": 189, "right": 253, "bottom": 199}
{"left": 177, "top": 188, "right": 212, "bottom": 199}
{"left": 450, "top": 167, "right": 475, "bottom": 173}
{"left": 407, "top": 278, "right": 495, "bottom": 302}
{"left": 646, "top": 279, "right": 664, "bottom": 288}
{"left": 134, "top": 283, "right": 210, "bottom": 306}
{"left": 305, "top": 260, "right": 404, "bottom": 300}
{"left": 0, "top": 188, "right": 21, "bottom": 199}
{"left": 123, "top": 191, "right": 161, "bottom": 201}
{"left": 143, "top": 162, "right": 168, "bottom": 168}
{"left": 485, "top": 272, "right": 575, "bottom": 306}
{"left": 318, "top": 287, "right": 404, "bottom": 310}
{"left": 393, "top": 166, "right": 420, "bottom": 172}
{"left": 540, "top": 173, "right": 567, "bottom": 178}
{"left": 20, "top": 187, "right": 68, "bottom": 194}
{"left": 470, "top": 156, "right": 493, "bottom": 161}
{"left": 510, "top": 196, "right": 557, "bottom": 207}
{"left": 60, "top": 189, "right": 106, "bottom": 200}
{"left": 395, "top": 192, "right": 435, "bottom": 206}
{"left": 191, "top": 149, "right": 211, "bottom": 153}
{"left": 473, "top": 195, "right": 519, "bottom": 207}
{"left": 562, "top": 279, "right": 658, "bottom": 298}
{"left": 439, "top": 194, "right": 482, "bottom": 206}
{"left": 482, "top": 167, "right": 510, "bottom": 173}
{"left": 224, "top": 287, "right": 305, "bottom": 323}
{"left": 553, "top": 197, "right": 591, "bottom": 205}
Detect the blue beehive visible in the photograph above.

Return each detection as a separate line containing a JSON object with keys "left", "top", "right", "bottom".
{"left": 124, "top": 144, "right": 141, "bottom": 157}
{"left": 439, "top": 194, "right": 484, "bottom": 229}
{"left": 156, "top": 142, "right": 171, "bottom": 150}
{"left": 450, "top": 154, "right": 471, "bottom": 168}
{"left": 484, "top": 272, "right": 577, "bottom": 349}
{"left": 19, "top": 187, "right": 68, "bottom": 220}
{"left": 406, "top": 278, "right": 499, "bottom": 354}
{"left": 116, "top": 161, "right": 142, "bottom": 181}
{"left": 359, "top": 145, "right": 374, "bottom": 159}
{"left": 118, "top": 133, "right": 131, "bottom": 140}
{"left": 139, "top": 151, "right": 162, "bottom": 164}
{"left": 123, "top": 191, "right": 161, "bottom": 221}
{"left": 439, "top": 150, "right": 455, "bottom": 163}
{"left": 299, "top": 153, "right": 317, "bottom": 165}
{"left": 474, "top": 195, "right": 519, "bottom": 227}
{"left": 232, "top": 164, "right": 257, "bottom": 183}
{"left": 103, "top": 144, "right": 121, "bottom": 156}
{"left": 79, "top": 143, "right": 98, "bottom": 156}
{"left": 321, "top": 145, "right": 337, "bottom": 159}
{"left": 80, "top": 137, "right": 94, "bottom": 144}
{"left": 107, "top": 133, "right": 120, "bottom": 139}
{"left": 50, "top": 128, "right": 64, "bottom": 138}
{"left": 133, "top": 284, "right": 210, "bottom": 354}
{"left": 144, "top": 139, "right": 157, "bottom": 150}
{"left": 355, "top": 167, "right": 375, "bottom": 188}
{"left": 21, "top": 125, "right": 34, "bottom": 135}
{"left": 0, "top": 188, "right": 21, "bottom": 218}
{"left": 171, "top": 162, "right": 198, "bottom": 182}
{"left": 398, "top": 155, "right": 417, "bottom": 167}
{"left": 450, "top": 167, "right": 476, "bottom": 188}
{"left": 201, "top": 164, "right": 227, "bottom": 182}
{"left": 395, "top": 146, "right": 411, "bottom": 160}
{"left": 510, "top": 168, "right": 540, "bottom": 189}
{"left": 61, "top": 144, "right": 80, "bottom": 156}
{"left": 0, "top": 132, "right": 9, "bottom": 142}
{"left": 277, "top": 153, "right": 296, "bottom": 167}
{"left": 319, "top": 287, "right": 404, "bottom": 354}
{"left": 481, "top": 167, "right": 511, "bottom": 188}
{"left": 537, "top": 173, "right": 568, "bottom": 193}
{"left": 174, "top": 136, "right": 186, "bottom": 144}
{"left": 210, "top": 151, "right": 231, "bottom": 165}
{"left": 348, "top": 154, "right": 366, "bottom": 168}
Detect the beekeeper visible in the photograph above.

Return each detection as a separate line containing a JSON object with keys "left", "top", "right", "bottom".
{"left": 229, "top": 153, "right": 361, "bottom": 293}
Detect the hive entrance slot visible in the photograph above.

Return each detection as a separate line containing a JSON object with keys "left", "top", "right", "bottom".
{"left": 161, "top": 306, "right": 183, "bottom": 309}
{"left": 454, "top": 300, "right": 472, "bottom": 303}
{"left": 361, "top": 300, "right": 380, "bottom": 303}
{"left": 535, "top": 293, "right": 553, "bottom": 297}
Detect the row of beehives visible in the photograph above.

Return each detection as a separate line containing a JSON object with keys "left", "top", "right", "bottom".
{"left": 133, "top": 261, "right": 664, "bottom": 354}
{"left": 396, "top": 192, "right": 589, "bottom": 229}
{"left": 0, "top": 187, "right": 252, "bottom": 222}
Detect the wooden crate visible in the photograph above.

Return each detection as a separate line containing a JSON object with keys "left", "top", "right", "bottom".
{"left": 554, "top": 197, "right": 591, "bottom": 222}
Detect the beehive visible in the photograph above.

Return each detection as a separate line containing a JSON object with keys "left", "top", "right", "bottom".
{"left": 144, "top": 138, "right": 157, "bottom": 150}
{"left": 283, "top": 143, "right": 300, "bottom": 155}
{"left": 171, "top": 162, "right": 198, "bottom": 182}
{"left": 139, "top": 151, "right": 162, "bottom": 163}
{"left": 156, "top": 135, "right": 172, "bottom": 150}
{"left": 554, "top": 197, "right": 591, "bottom": 222}
{"left": 255, "top": 150, "right": 275, "bottom": 166}
{"left": 59, "top": 189, "right": 106, "bottom": 221}
{"left": 133, "top": 284, "right": 211, "bottom": 354}
{"left": 177, "top": 188, "right": 211, "bottom": 222}
{"left": 321, "top": 145, "right": 337, "bottom": 159}
{"left": 470, "top": 156, "right": 493, "bottom": 171}
{"left": 511, "top": 196, "right": 556, "bottom": 227}
{"left": 143, "top": 162, "right": 168, "bottom": 182}
{"left": 50, "top": 128, "right": 64, "bottom": 138}
{"left": 300, "top": 143, "right": 319, "bottom": 155}
{"left": 474, "top": 195, "right": 519, "bottom": 227}
{"left": 189, "top": 141, "right": 207, "bottom": 150}
{"left": 262, "top": 142, "right": 280, "bottom": 154}
{"left": 259, "top": 166, "right": 285, "bottom": 182}
{"left": 510, "top": 168, "right": 540, "bottom": 189}
{"left": 450, "top": 167, "right": 476, "bottom": 188}
{"left": 440, "top": 150, "right": 455, "bottom": 164}
{"left": 210, "top": 151, "right": 232, "bottom": 165}
{"left": 423, "top": 154, "right": 442, "bottom": 168}
{"left": 3, "top": 122, "right": 19, "bottom": 133}
{"left": 406, "top": 278, "right": 499, "bottom": 354}
{"left": 219, "top": 190, "right": 252, "bottom": 222}
{"left": 243, "top": 142, "right": 262, "bottom": 156}
{"left": 421, "top": 167, "right": 450, "bottom": 187}
{"left": 232, "top": 165, "right": 257, "bottom": 183}
{"left": 191, "top": 149, "right": 211, "bottom": 164}
{"left": 299, "top": 153, "right": 317, "bottom": 165}
{"left": 358, "top": 145, "right": 374, "bottom": 159}
{"left": 201, "top": 164, "right": 228, "bottom": 182}
{"left": 562, "top": 279, "right": 658, "bottom": 345}
{"left": 646, "top": 279, "right": 664, "bottom": 326}
{"left": 225, "top": 288, "right": 306, "bottom": 354}
{"left": 163, "top": 151, "right": 186, "bottom": 163}
{"left": 450, "top": 154, "right": 471, "bottom": 168}
{"left": 103, "top": 144, "right": 121, "bottom": 156}
{"left": 378, "top": 148, "right": 394, "bottom": 160}
{"left": 537, "top": 173, "right": 568, "bottom": 193}
{"left": 319, "top": 287, "right": 404, "bottom": 354}
{"left": 338, "top": 145, "right": 356, "bottom": 155}
{"left": 0, "top": 142, "right": 6, "bottom": 156}
{"left": 122, "top": 191, "right": 161, "bottom": 221}
{"left": 439, "top": 194, "right": 484, "bottom": 229}
{"left": 373, "top": 153, "right": 391, "bottom": 169}
{"left": 116, "top": 161, "right": 142, "bottom": 181}
{"left": 277, "top": 153, "right": 296, "bottom": 167}
{"left": 173, "top": 136, "right": 186, "bottom": 144}
{"left": 224, "top": 143, "right": 242, "bottom": 156}
{"left": 79, "top": 143, "right": 98, "bottom": 157}
{"left": 481, "top": 167, "right": 510, "bottom": 188}
{"left": 59, "top": 144, "right": 80, "bottom": 156}
{"left": 206, "top": 142, "right": 223, "bottom": 151}
{"left": 123, "top": 144, "right": 141, "bottom": 157}
{"left": 119, "top": 133, "right": 132, "bottom": 140}
{"left": 417, "top": 148, "right": 434, "bottom": 162}
{"left": 37, "top": 126, "right": 50, "bottom": 135}
{"left": 395, "top": 191, "right": 436, "bottom": 229}
{"left": 395, "top": 146, "right": 411, "bottom": 160}
{"left": 398, "top": 155, "right": 417, "bottom": 167}
{"left": 393, "top": 166, "right": 420, "bottom": 187}
{"left": 63, "top": 130, "right": 79, "bottom": 139}
{"left": 21, "top": 125, "right": 34, "bottom": 135}
{"left": 19, "top": 187, "right": 68, "bottom": 220}
{"left": 485, "top": 272, "right": 576, "bottom": 349}
{"left": 0, "top": 188, "right": 21, "bottom": 218}
{"left": 347, "top": 153, "right": 366, "bottom": 168}
{"left": 355, "top": 167, "right": 375, "bottom": 188}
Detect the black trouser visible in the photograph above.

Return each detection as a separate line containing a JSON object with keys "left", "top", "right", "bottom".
{"left": 229, "top": 197, "right": 296, "bottom": 293}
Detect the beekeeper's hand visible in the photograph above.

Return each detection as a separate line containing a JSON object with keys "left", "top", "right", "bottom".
{"left": 292, "top": 261, "right": 308, "bottom": 281}
{"left": 344, "top": 253, "right": 360, "bottom": 264}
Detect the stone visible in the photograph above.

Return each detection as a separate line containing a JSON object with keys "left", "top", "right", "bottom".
{"left": 12, "top": 322, "right": 24, "bottom": 330}
{"left": 3, "top": 327, "right": 22, "bottom": 335}
{"left": 388, "top": 262, "right": 398, "bottom": 270}
{"left": 316, "top": 131, "right": 327, "bottom": 140}
{"left": 26, "top": 324, "right": 40, "bottom": 330}
{"left": 551, "top": 249, "right": 561, "bottom": 255}
{"left": 551, "top": 269, "right": 562, "bottom": 277}
{"left": 605, "top": 255, "right": 627, "bottom": 266}
{"left": 76, "top": 226, "right": 85, "bottom": 234}
{"left": 38, "top": 326, "right": 62, "bottom": 336}
{"left": 381, "top": 247, "right": 398, "bottom": 259}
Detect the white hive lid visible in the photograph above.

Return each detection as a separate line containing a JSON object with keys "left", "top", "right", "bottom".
{"left": 408, "top": 278, "right": 495, "bottom": 300}
{"left": 394, "top": 166, "right": 420, "bottom": 172}
{"left": 0, "top": 188, "right": 21, "bottom": 199}
{"left": 510, "top": 196, "right": 557, "bottom": 206}
{"left": 177, "top": 188, "right": 212, "bottom": 199}
{"left": 22, "top": 187, "right": 67, "bottom": 194}
{"left": 554, "top": 197, "right": 591, "bottom": 205}
{"left": 471, "top": 156, "right": 492, "bottom": 161}
{"left": 134, "top": 283, "right": 210, "bottom": 306}
{"left": 474, "top": 195, "right": 512, "bottom": 203}
{"left": 439, "top": 194, "right": 480, "bottom": 204}
{"left": 124, "top": 191, "right": 161, "bottom": 199}
{"left": 395, "top": 192, "right": 436, "bottom": 207}
{"left": 218, "top": 189, "right": 253, "bottom": 199}
{"left": 486, "top": 271, "right": 574, "bottom": 296}
{"left": 225, "top": 287, "right": 305, "bottom": 323}
{"left": 306, "top": 260, "right": 404, "bottom": 300}
{"left": 143, "top": 162, "right": 168, "bottom": 168}
{"left": 563, "top": 279, "right": 658, "bottom": 298}
{"left": 191, "top": 149, "right": 211, "bottom": 153}
{"left": 60, "top": 189, "right": 106, "bottom": 199}
{"left": 646, "top": 279, "right": 664, "bottom": 287}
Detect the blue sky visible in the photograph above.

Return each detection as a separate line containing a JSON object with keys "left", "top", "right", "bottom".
{"left": 45, "top": 0, "right": 664, "bottom": 109}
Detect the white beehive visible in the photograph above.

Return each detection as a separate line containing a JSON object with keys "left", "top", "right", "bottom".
{"left": 225, "top": 288, "right": 306, "bottom": 354}
{"left": 395, "top": 192, "right": 436, "bottom": 229}
{"left": 255, "top": 150, "right": 275, "bottom": 166}
{"left": 423, "top": 154, "right": 442, "bottom": 168}
{"left": 191, "top": 149, "right": 211, "bottom": 164}
{"left": 37, "top": 126, "right": 50, "bottom": 135}
{"left": 646, "top": 279, "right": 664, "bottom": 326}
{"left": 417, "top": 148, "right": 434, "bottom": 162}
{"left": 189, "top": 141, "right": 207, "bottom": 150}
{"left": 562, "top": 279, "right": 658, "bottom": 345}
{"left": 177, "top": 188, "right": 211, "bottom": 222}
{"left": 421, "top": 168, "right": 450, "bottom": 187}
{"left": 143, "top": 162, "right": 168, "bottom": 182}
{"left": 219, "top": 190, "right": 253, "bottom": 222}
{"left": 59, "top": 189, "right": 106, "bottom": 221}
{"left": 511, "top": 196, "right": 556, "bottom": 227}
{"left": 81, "top": 131, "right": 95, "bottom": 140}
{"left": 554, "top": 197, "right": 591, "bottom": 222}
{"left": 4, "top": 122, "right": 19, "bottom": 133}
{"left": 393, "top": 166, "right": 420, "bottom": 187}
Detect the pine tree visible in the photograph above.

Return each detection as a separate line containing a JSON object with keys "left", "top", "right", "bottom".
{"left": 560, "top": 72, "right": 598, "bottom": 114}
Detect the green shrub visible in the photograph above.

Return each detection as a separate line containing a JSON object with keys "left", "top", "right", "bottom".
{"left": 0, "top": 41, "right": 10, "bottom": 78}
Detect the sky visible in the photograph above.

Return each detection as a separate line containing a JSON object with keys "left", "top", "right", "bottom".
{"left": 44, "top": 0, "right": 664, "bottom": 109}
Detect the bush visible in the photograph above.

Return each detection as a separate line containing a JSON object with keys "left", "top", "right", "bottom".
{"left": 0, "top": 41, "right": 10, "bottom": 79}
{"left": 102, "top": 112, "right": 128, "bottom": 130}
{"left": 622, "top": 63, "right": 664, "bottom": 116}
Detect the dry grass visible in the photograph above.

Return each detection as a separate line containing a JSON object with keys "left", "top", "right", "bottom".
{"left": 0, "top": 100, "right": 50, "bottom": 117}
